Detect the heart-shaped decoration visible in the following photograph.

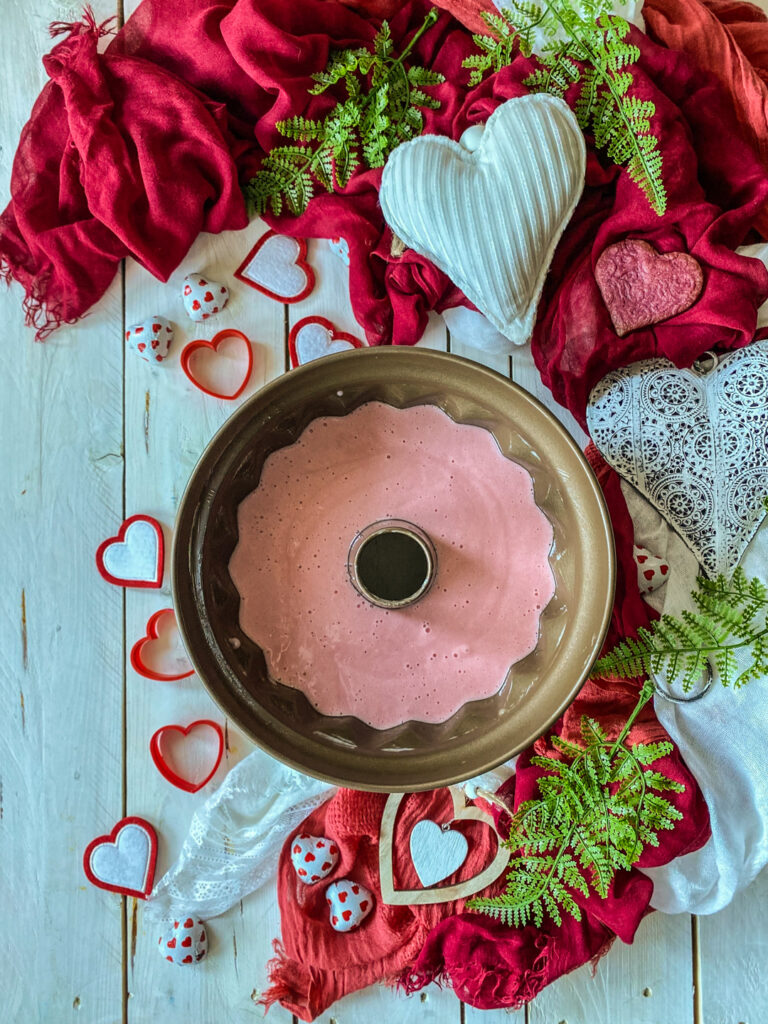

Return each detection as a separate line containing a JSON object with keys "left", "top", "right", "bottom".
{"left": 634, "top": 545, "right": 670, "bottom": 595}
{"left": 327, "top": 236, "right": 350, "bottom": 267}
{"left": 126, "top": 316, "right": 174, "bottom": 364}
{"left": 182, "top": 273, "right": 229, "bottom": 322}
{"left": 379, "top": 788, "right": 511, "bottom": 905}
{"left": 235, "top": 230, "right": 315, "bottom": 303}
{"left": 587, "top": 340, "right": 768, "bottom": 577}
{"left": 180, "top": 329, "right": 253, "bottom": 399}
{"left": 83, "top": 816, "right": 158, "bottom": 899}
{"left": 410, "top": 819, "right": 468, "bottom": 887}
{"left": 290, "top": 833, "right": 340, "bottom": 885}
{"left": 379, "top": 95, "right": 585, "bottom": 347}
{"left": 325, "top": 879, "right": 374, "bottom": 932}
{"left": 130, "top": 608, "right": 194, "bottom": 681}
{"left": 595, "top": 239, "right": 704, "bottom": 337}
{"left": 149, "top": 720, "right": 224, "bottom": 793}
{"left": 289, "top": 316, "right": 363, "bottom": 368}
{"left": 158, "top": 917, "right": 208, "bottom": 965}
{"left": 96, "top": 515, "right": 164, "bottom": 588}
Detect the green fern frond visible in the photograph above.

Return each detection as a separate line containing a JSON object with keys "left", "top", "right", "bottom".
{"left": 593, "top": 567, "right": 768, "bottom": 691}
{"left": 462, "top": 0, "right": 667, "bottom": 215}
{"left": 467, "top": 680, "right": 682, "bottom": 927}
{"left": 245, "top": 8, "right": 442, "bottom": 216}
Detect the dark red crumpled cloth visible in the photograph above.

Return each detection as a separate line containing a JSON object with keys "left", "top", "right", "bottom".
{"left": 4, "top": 0, "right": 768, "bottom": 364}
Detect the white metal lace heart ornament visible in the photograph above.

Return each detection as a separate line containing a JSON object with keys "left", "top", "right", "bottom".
{"left": 379, "top": 95, "right": 586, "bottom": 348}
{"left": 587, "top": 341, "right": 768, "bottom": 577}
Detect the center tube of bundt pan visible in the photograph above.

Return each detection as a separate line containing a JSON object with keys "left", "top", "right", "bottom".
{"left": 347, "top": 519, "right": 437, "bottom": 609}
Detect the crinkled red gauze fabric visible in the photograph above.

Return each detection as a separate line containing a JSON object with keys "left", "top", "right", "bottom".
{"left": 531, "top": 22, "right": 768, "bottom": 430}
{"left": 644, "top": 0, "right": 768, "bottom": 236}
{"left": 0, "top": 10, "right": 250, "bottom": 338}
{"left": 261, "top": 786, "right": 501, "bottom": 1021}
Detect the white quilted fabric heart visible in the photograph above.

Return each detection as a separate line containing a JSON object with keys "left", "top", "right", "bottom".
{"left": 587, "top": 341, "right": 768, "bottom": 578}
{"left": 379, "top": 95, "right": 585, "bottom": 348}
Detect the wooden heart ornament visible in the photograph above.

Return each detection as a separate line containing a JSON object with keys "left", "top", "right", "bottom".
{"left": 587, "top": 340, "right": 768, "bottom": 577}
{"left": 235, "top": 230, "right": 315, "bottom": 303}
{"left": 379, "top": 95, "right": 585, "bottom": 348}
{"left": 289, "top": 316, "right": 363, "bottom": 368}
{"left": 379, "top": 788, "right": 510, "bottom": 905}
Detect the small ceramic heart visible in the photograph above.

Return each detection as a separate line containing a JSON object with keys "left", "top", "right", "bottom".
{"left": 379, "top": 788, "right": 510, "bottom": 905}
{"left": 325, "top": 879, "right": 374, "bottom": 932}
{"left": 159, "top": 917, "right": 208, "bottom": 966}
{"left": 180, "top": 329, "right": 253, "bottom": 399}
{"left": 595, "top": 239, "right": 703, "bottom": 337}
{"left": 149, "top": 720, "right": 224, "bottom": 793}
{"left": 182, "top": 273, "right": 229, "bottom": 322}
{"left": 410, "top": 819, "right": 469, "bottom": 887}
{"left": 290, "top": 834, "right": 340, "bottom": 885}
{"left": 130, "top": 608, "right": 194, "bottom": 681}
{"left": 289, "top": 316, "right": 363, "bottom": 368}
{"left": 126, "top": 316, "right": 174, "bottom": 364}
{"left": 235, "top": 230, "right": 315, "bottom": 303}
{"left": 634, "top": 545, "right": 670, "bottom": 595}
{"left": 328, "top": 237, "right": 350, "bottom": 267}
{"left": 96, "top": 515, "right": 164, "bottom": 588}
{"left": 83, "top": 816, "right": 158, "bottom": 899}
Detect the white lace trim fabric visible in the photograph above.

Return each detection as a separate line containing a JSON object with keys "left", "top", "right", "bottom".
{"left": 145, "top": 748, "right": 334, "bottom": 924}
{"left": 587, "top": 339, "right": 768, "bottom": 578}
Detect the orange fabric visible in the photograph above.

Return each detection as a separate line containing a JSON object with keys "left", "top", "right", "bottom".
{"left": 643, "top": 0, "right": 768, "bottom": 235}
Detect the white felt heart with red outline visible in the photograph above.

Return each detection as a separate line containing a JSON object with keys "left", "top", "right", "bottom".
{"left": 235, "top": 230, "right": 315, "bottom": 303}
{"left": 289, "top": 316, "right": 363, "bottom": 368}
{"left": 96, "top": 515, "right": 164, "bottom": 588}
{"left": 83, "top": 816, "right": 158, "bottom": 899}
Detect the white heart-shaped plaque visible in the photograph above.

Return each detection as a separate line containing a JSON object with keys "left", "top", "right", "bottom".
{"left": 587, "top": 341, "right": 768, "bottom": 577}
{"left": 410, "top": 819, "right": 468, "bottom": 887}
{"left": 379, "top": 95, "right": 586, "bottom": 347}
{"left": 102, "top": 519, "right": 161, "bottom": 583}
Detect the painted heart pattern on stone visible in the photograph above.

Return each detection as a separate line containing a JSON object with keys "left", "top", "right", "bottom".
{"left": 182, "top": 273, "right": 229, "bottom": 322}
{"left": 325, "top": 879, "right": 374, "bottom": 932}
{"left": 235, "top": 231, "right": 315, "bottom": 303}
{"left": 126, "top": 316, "right": 174, "bottom": 364}
{"left": 289, "top": 316, "right": 363, "bottom": 368}
{"left": 588, "top": 340, "right": 768, "bottom": 577}
{"left": 634, "top": 545, "right": 670, "bottom": 595}
{"left": 291, "top": 834, "right": 339, "bottom": 884}
{"left": 83, "top": 817, "right": 158, "bottom": 899}
{"left": 379, "top": 95, "right": 586, "bottom": 348}
{"left": 595, "top": 239, "right": 703, "bottom": 337}
{"left": 158, "top": 917, "right": 208, "bottom": 965}
{"left": 409, "top": 819, "right": 469, "bottom": 887}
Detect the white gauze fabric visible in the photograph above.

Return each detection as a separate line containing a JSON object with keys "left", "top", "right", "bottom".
{"left": 145, "top": 747, "right": 334, "bottom": 924}
{"left": 624, "top": 484, "right": 768, "bottom": 914}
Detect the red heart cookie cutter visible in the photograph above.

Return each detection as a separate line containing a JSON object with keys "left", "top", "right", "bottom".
{"left": 95, "top": 514, "right": 164, "bottom": 589}
{"left": 288, "top": 316, "right": 363, "bottom": 369}
{"left": 130, "top": 608, "right": 195, "bottom": 682}
{"left": 83, "top": 816, "right": 158, "bottom": 899}
{"left": 150, "top": 720, "right": 224, "bottom": 793}
{"left": 235, "top": 230, "right": 315, "bottom": 303}
{"left": 180, "top": 329, "right": 253, "bottom": 400}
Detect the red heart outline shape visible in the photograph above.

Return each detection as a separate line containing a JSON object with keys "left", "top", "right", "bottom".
{"left": 149, "top": 720, "right": 224, "bottom": 793}
{"left": 180, "top": 329, "right": 253, "bottom": 400}
{"left": 235, "top": 230, "right": 316, "bottom": 304}
{"left": 130, "top": 608, "right": 194, "bottom": 682}
{"left": 82, "top": 816, "right": 158, "bottom": 899}
{"left": 95, "top": 514, "right": 164, "bottom": 589}
{"left": 288, "top": 316, "right": 363, "bottom": 369}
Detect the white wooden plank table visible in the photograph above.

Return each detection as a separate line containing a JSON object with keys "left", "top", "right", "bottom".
{"left": 1, "top": 3, "right": 767, "bottom": 1023}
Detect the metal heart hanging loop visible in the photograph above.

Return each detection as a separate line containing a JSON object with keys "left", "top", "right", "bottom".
{"left": 379, "top": 788, "right": 511, "bottom": 905}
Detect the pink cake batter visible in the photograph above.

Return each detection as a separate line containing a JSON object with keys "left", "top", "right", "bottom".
{"left": 229, "top": 402, "right": 555, "bottom": 729}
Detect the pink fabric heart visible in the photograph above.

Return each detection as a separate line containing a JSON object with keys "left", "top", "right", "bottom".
{"left": 595, "top": 239, "right": 704, "bottom": 337}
